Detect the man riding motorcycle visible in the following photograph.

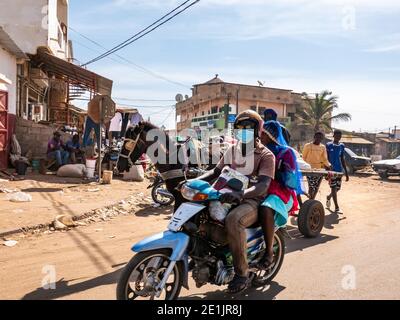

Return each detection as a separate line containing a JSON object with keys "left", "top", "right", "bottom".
{"left": 191, "top": 110, "right": 276, "bottom": 293}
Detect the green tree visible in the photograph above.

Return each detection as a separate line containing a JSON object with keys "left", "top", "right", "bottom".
{"left": 297, "top": 90, "right": 351, "bottom": 132}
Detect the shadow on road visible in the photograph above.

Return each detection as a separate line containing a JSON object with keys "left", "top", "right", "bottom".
{"left": 135, "top": 206, "right": 173, "bottom": 217}
{"left": 21, "top": 187, "right": 63, "bottom": 193}
{"left": 285, "top": 225, "right": 339, "bottom": 254}
{"left": 372, "top": 177, "right": 400, "bottom": 183}
{"left": 22, "top": 269, "right": 122, "bottom": 300}
{"left": 181, "top": 281, "right": 286, "bottom": 300}
{"left": 324, "top": 210, "right": 347, "bottom": 230}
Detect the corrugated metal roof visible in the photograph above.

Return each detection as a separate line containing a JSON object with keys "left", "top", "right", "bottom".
{"left": 0, "top": 27, "right": 27, "bottom": 59}
{"left": 377, "top": 138, "right": 400, "bottom": 143}
{"left": 326, "top": 135, "right": 374, "bottom": 145}
{"left": 29, "top": 48, "right": 113, "bottom": 96}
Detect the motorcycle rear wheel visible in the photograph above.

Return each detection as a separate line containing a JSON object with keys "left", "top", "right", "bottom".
{"left": 251, "top": 229, "right": 285, "bottom": 287}
{"left": 116, "top": 249, "right": 183, "bottom": 300}
{"left": 151, "top": 181, "right": 175, "bottom": 206}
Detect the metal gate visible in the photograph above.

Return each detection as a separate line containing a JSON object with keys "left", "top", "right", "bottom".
{"left": 0, "top": 90, "right": 8, "bottom": 169}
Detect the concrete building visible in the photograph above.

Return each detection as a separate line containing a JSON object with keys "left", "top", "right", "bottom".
{"left": 0, "top": 0, "right": 71, "bottom": 60}
{"left": 0, "top": 27, "right": 27, "bottom": 168}
{"left": 375, "top": 137, "right": 400, "bottom": 159}
{"left": 176, "top": 76, "right": 311, "bottom": 147}
{"left": 0, "top": 0, "right": 113, "bottom": 168}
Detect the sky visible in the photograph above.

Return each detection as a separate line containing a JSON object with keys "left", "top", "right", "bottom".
{"left": 69, "top": 0, "right": 400, "bottom": 132}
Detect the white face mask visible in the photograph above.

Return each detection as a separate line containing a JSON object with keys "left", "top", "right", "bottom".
{"left": 235, "top": 129, "right": 255, "bottom": 144}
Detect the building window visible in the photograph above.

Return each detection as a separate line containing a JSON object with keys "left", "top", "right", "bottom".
{"left": 250, "top": 106, "right": 257, "bottom": 111}
{"left": 258, "top": 106, "right": 266, "bottom": 116}
{"left": 211, "top": 106, "right": 218, "bottom": 114}
{"left": 202, "top": 111, "right": 205, "bottom": 116}
{"left": 288, "top": 112, "right": 295, "bottom": 122}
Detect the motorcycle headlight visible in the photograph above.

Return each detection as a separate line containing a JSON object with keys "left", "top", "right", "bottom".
{"left": 181, "top": 184, "right": 198, "bottom": 201}
{"left": 181, "top": 184, "right": 208, "bottom": 201}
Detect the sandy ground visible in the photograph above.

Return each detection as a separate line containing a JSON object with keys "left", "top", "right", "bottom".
{"left": 1, "top": 175, "right": 400, "bottom": 300}
{"left": 0, "top": 173, "right": 149, "bottom": 234}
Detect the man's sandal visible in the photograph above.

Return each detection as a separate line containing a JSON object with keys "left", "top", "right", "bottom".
{"left": 227, "top": 274, "right": 249, "bottom": 294}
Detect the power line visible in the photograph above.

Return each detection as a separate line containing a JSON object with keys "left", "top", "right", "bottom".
{"left": 81, "top": 0, "right": 195, "bottom": 66}
{"left": 114, "top": 97, "right": 175, "bottom": 102}
{"left": 82, "top": 0, "right": 200, "bottom": 67}
{"left": 70, "top": 27, "right": 190, "bottom": 89}
{"left": 157, "top": 106, "right": 176, "bottom": 126}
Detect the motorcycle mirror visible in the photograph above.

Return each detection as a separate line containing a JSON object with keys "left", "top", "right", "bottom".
{"left": 226, "top": 178, "right": 243, "bottom": 192}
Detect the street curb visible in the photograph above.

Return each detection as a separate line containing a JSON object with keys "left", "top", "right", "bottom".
{"left": 0, "top": 212, "right": 95, "bottom": 239}
{"left": 0, "top": 197, "right": 138, "bottom": 239}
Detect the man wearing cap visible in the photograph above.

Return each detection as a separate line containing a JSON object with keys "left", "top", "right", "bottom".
{"left": 264, "top": 109, "right": 291, "bottom": 145}
{"left": 47, "top": 131, "right": 69, "bottom": 167}
{"left": 191, "top": 110, "right": 275, "bottom": 293}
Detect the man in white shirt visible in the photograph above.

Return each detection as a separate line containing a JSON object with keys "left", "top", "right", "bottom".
{"left": 108, "top": 112, "right": 122, "bottom": 141}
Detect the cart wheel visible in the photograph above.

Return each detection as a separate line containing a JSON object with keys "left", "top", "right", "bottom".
{"left": 298, "top": 199, "right": 325, "bottom": 238}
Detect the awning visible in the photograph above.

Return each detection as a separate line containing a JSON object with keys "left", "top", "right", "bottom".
{"left": 29, "top": 48, "right": 113, "bottom": 96}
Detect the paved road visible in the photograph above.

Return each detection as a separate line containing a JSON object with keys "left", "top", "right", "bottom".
{"left": 1, "top": 176, "right": 400, "bottom": 300}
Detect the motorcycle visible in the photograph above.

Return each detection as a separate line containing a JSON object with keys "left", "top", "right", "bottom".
{"left": 116, "top": 178, "right": 286, "bottom": 300}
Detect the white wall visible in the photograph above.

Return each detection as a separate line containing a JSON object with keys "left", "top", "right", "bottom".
{"left": 0, "top": 48, "right": 17, "bottom": 115}
{"left": 0, "top": 0, "right": 69, "bottom": 59}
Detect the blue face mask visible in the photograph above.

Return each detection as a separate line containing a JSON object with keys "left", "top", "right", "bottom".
{"left": 235, "top": 129, "right": 254, "bottom": 144}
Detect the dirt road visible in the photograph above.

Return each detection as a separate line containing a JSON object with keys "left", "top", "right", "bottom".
{"left": 1, "top": 175, "right": 400, "bottom": 300}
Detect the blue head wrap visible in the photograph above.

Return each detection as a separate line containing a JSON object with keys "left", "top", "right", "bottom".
{"left": 263, "top": 120, "right": 304, "bottom": 195}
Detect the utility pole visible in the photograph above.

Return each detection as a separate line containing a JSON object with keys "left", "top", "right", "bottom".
{"left": 224, "top": 93, "right": 231, "bottom": 130}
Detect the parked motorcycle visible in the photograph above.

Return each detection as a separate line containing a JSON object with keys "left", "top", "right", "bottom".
{"left": 116, "top": 179, "right": 286, "bottom": 300}
{"left": 148, "top": 173, "right": 175, "bottom": 206}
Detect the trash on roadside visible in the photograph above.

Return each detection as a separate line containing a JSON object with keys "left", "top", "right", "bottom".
{"left": 108, "top": 235, "right": 116, "bottom": 239}
{"left": 87, "top": 188, "right": 100, "bottom": 192}
{"left": 53, "top": 214, "right": 76, "bottom": 230}
{"left": 12, "top": 209, "right": 24, "bottom": 214}
{"left": 7, "top": 192, "right": 32, "bottom": 202}
{"left": 57, "top": 164, "right": 87, "bottom": 178}
{"left": 95, "top": 228, "right": 103, "bottom": 232}
{"left": 53, "top": 219, "right": 68, "bottom": 230}
{"left": 3, "top": 240, "right": 18, "bottom": 247}
{"left": 0, "top": 186, "right": 20, "bottom": 193}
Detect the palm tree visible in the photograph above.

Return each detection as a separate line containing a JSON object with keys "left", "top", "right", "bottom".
{"left": 297, "top": 90, "right": 351, "bottom": 132}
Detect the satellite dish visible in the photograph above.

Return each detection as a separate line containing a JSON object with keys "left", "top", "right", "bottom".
{"left": 175, "top": 94, "right": 184, "bottom": 102}
{"left": 257, "top": 80, "right": 265, "bottom": 87}
{"left": 185, "top": 95, "right": 189, "bottom": 100}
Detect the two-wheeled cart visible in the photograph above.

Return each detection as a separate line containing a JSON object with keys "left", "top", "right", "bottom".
{"left": 293, "top": 170, "right": 344, "bottom": 238}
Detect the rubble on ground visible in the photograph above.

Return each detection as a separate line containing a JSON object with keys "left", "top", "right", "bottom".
{"left": 17, "top": 192, "right": 156, "bottom": 236}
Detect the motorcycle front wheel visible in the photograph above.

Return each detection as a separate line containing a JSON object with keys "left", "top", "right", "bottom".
{"left": 116, "top": 249, "right": 184, "bottom": 300}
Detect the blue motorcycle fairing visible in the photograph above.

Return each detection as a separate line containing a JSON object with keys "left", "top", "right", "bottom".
{"left": 132, "top": 230, "right": 190, "bottom": 261}
{"left": 132, "top": 231, "right": 190, "bottom": 290}
{"left": 186, "top": 179, "right": 211, "bottom": 191}
{"left": 186, "top": 180, "right": 220, "bottom": 201}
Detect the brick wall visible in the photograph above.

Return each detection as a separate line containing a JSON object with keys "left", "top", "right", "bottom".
{"left": 15, "top": 118, "right": 70, "bottom": 158}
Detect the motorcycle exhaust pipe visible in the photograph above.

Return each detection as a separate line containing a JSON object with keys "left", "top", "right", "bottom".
{"left": 157, "top": 189, "right": 174, "bottom": 198}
